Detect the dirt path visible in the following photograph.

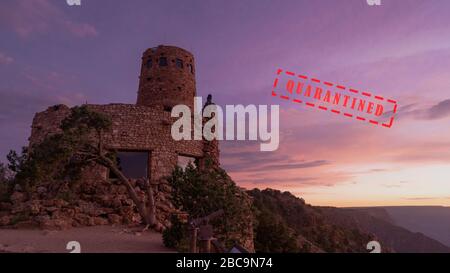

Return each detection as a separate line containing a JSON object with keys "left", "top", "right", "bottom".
{"left": 0, "top": 226, "right": 175, "bottom": 253}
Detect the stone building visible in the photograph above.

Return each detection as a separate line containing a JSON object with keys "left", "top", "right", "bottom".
{"left": 27, "top": 45, "right": 220, "bottom": 227}
{"left": 0, "top": 45, "right": 255, "bottom": 251}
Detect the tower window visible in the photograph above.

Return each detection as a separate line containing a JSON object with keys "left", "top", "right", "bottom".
{"left": 187, "top": 63, "right": 194, "bottom": 74}
{"left": 159, "top": 57, "right": 168, "bottom": 67}
{"left": 146, "top": 59, "right": 152, "bottom": 69}
{"left": 176, "top": 58, "right": 183, "bottom": 68}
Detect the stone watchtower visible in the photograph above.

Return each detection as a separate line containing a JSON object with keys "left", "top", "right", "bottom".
{"left": 137, "top": 46, "right": 196, "bottom": 111}
{"left": 137, "top": 45, "right": 219, "bottom": 167}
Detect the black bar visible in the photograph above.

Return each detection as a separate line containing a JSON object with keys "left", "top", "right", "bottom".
{"left": 0, "top": 253, "right": 447, "bottom": 272}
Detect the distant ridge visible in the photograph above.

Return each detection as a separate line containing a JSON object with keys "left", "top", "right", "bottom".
{"left": 350, "top": 206, "right": 450, "bottom": 248}
{"left": 248, "top": 189, "right": 450, "bottom": 253}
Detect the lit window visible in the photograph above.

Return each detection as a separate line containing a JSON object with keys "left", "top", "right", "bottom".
{"left": 176, "top": 58, "right": 183, "bottom": 68}
{"left": 159, "top": 57, "right": 168, "bottom": 67}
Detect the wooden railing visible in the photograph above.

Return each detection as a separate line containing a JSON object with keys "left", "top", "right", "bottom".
{"left": 188, "top": 209, "right": 224, "bottom": 253}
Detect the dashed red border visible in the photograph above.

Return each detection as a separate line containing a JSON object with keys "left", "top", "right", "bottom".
{"left": 272, "top": 69, "right": 397, "bottom": 128}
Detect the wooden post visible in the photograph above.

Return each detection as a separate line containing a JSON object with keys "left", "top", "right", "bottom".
{"left": 189, "top": 227, "right": 198, "bottom": 253}
{"left": 199, "top": 238, "right": 211, "bottom": 253}
{"left": 190, "top": 211, "right": 224, "bottom": 253}
{"left": 198, "top": 224, "right": 214, "bottom": 253}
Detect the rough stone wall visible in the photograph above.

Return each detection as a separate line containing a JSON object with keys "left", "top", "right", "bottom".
{"left": 30, "top": 103, "right": 206, "bottom": 179}
{"left": 29, "top": 104, "right": 71, "bottom": 147}
{"left": 0, "top": 176, "right": 174, "bottom": 230}
{"left": 201, "top": 138, "right": 220, "bottom": 168}
{"left": 137, "top": 45, "right": 196, "bottom": 110}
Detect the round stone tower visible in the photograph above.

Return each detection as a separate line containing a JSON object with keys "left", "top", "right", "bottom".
{"left": 137, "top": 45, "right": 196, "bottom": 110}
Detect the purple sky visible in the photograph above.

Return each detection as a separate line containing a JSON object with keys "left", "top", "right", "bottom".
{"left": 1, "top": 0, "right": 450, "bottom": 206}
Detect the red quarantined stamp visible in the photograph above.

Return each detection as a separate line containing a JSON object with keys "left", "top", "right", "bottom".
{"left": 271, "top": 68, "right": 397, "bottom": 128}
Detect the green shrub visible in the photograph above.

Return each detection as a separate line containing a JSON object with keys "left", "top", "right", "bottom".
{"left": 164, "top": 162, "right": 253, "bottom": 251}
{"left": 253, "top": 210, "right": 300, "bottom": 253}
{"left": 0, "top": 162, "right": 12, "bottom": 202}
{"left": 162, "top": 215, "right": 189, "bottom": 251}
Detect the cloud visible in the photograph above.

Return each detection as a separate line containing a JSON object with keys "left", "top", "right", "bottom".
{"left": 427, "top": 99, "right": 450, "bottom": 119}
{"left": 221, "top": 142, "right": 330, "bottom": 173}
{"left": 0, "top": 89, "right": 55, "bottom": 122}
{"left": 62, "top": 19, "right": 98, "bottom": 38}
{"left": 388, "top": 99, "right": 450, "bottom": 121}
{"left": 238, "top": 176, "right": 318, "bottom": 185}
{"left": 403, "top": 197, "right": 450, "bottom": 201}
{"left": 382, "top": 181, "right": 408, "bottom": 188}
{"left": 0, "top": 52, "right": 14, "bottom": 65}
{"left": 0, "top": 0, "right": 98, "bottom": 38}
{"left": 232, "top": 160, "right": 330, "bottom": 173}
{"left": 369, "top": 168, "right": 388, "bottom": 173}
{"left": 0, "top": 64, "right": 87, "bottom": 161}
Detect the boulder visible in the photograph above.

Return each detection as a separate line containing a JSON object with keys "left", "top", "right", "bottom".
{"left": 36, "top": 186, "right": 47, "bottom": 195}
{"left": 42, "top": 199, "right": 55, "bottom": 207}
{"left": 45, "top": 206, "right": 59, "bottom": 213}
{"left": 117, "top": 185, "right": 127, "bottom": 194}
{"left": 10, "top": 203, "right": 27, "bottom": 214}
{"left": 13, "top": 184, "right": 23, "bottom": 192}
{"left": 107, "top": 214, "right": 122, "bottom": 225}
{"left": 74, "top": 213, "right": 90, "bottom": 226}
{"left": 10, "top": 191, "right": 26, "bottom": 204}
{"left": 159, "top": 183, "right": 172, "bottom": 193}
{"left": 0, "top": 215, "right": 11, "bottom": 226}
{"left": 156, "top": 203, "right": 172, "bottom": 213}
{"left": 15, "top": 220, "right": 38, "bottom": 229}
{"left": 0, "top": 202, "right": 12, "bottom": 211}
{"left": 54, "top": 199, "right": 69, "bottom": 208}
{"left": 28, "top": 200, "right": 41, "bottom": 215}
{"left": 40, "top": 218, "right": 72, "bottom": 230}
{"left": 112, "top": 197, "right": 123, "bottom": 208}
{"left": 93, "top": 217, "right": 109, "bottom": 225}
{"left": 61, "top": 208, "right": 76, "bottom": 218}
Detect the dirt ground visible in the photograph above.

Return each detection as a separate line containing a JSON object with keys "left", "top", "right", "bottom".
{"left": 0, "top": 226, "right": 175, "bottom": 253}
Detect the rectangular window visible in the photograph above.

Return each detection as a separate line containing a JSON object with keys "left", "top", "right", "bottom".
{"left": 176, "top": 58, "right": 183, "bottom": 68}
{"left": 146, "top": 59, "right": 152, "bottom": 68}
{"left": 159, "top": 57, "right": 168, "bottom": 67}
{"left": 109, "top": 151, "right": 149, "bottom": 179}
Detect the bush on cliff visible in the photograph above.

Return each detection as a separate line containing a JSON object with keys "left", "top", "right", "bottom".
{"left": 248, "top": 188, "right": 374, "bottom": 253}
{"left": 0, "top": 162, "right": 13, "bottom": 202}
{"left": 163, "top": 161, "right": 254, "bottom": 252}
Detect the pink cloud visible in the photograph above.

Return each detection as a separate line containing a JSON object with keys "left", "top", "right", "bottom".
{"left": 0, "top": 52, "right": 14, "bottom": 65}
{"left": 20, "top": 67, "right": 88, "bottom": 107}
{"left": 0, "top": 0, "right": 97, "bottom": 38}
{"left": 63, "top": 20, "right": 98, "bottom": 38}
